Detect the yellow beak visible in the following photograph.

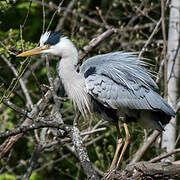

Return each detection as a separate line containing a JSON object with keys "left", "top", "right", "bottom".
{"left": 16, "top": 45, "right": 48, "bottom": 57}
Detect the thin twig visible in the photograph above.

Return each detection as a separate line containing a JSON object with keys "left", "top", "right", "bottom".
{"left": 130, "top": 130, "right": 160, "bottom": 164}
{"left": 81, "top": 127, "right": 106, "bottom": 136}
{"left": 1, "top": 98, "right": 31, "bottom": 118}
{"left": 0, "top": 77, "right": 61, "bottom": 159}
{"left": 22, "top": 145, "right": 42, "bottom": 180}
{"left": 161, "top": 0, "right": 168, "bottom": 96}
{"left": 0, "top": 54, "right": 33, "bottom": 109}
{"left": 45, "top": 55, "right": 63, "bottom": 124}
{"left": 139, "top": 17, "right": 162, "bottom": 58}
{"left": 46, "top": 0, "right": 65, "bottom": 31}
{"left": 42, "top": 0, "right": 45, "bottom": 33}
{"left": 0, "top": 121, "right": 71, "bottom": 138}
{"left": 150, "top": 148, "right": 180, "bottom": 163}
{"left": 78, "top": 28, "right": 115, "bottom": 62}
{"left": 55, "top": 0, "right": 77, "bottom": 31}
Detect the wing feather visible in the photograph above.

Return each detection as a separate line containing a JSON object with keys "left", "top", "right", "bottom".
{"left": 85, "top": 74, "right": 175, "bottom": 117}
{"left": 80, "top": 51, "right": 158, "bottom": 90}
{"left": 81, "top": 52, "right": 175, "bottom": 117}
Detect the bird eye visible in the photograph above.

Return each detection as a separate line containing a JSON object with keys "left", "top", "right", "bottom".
{"left": 46, "top": 44, "right": 51, "bottom": 48}
{"left": 41, "top": 45, "right": 51, "bottom": 50}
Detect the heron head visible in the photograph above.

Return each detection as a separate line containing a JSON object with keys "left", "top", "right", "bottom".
{"left": 16, "top": 31, "right": 63, "bottom": 57}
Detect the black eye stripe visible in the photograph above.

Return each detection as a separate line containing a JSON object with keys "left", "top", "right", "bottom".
{"left": 44, "top": 32, "right": 61, "bottom": 46}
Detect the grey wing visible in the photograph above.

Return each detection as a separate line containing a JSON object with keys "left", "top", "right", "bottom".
{"left": 80, "top": 51, "right": 175, "bottom": 116}
{"left": 80, "top": 51, "right": 158, "bottom": 90}
{"left": 85, "top": 74, "right": 175, "bottom": 116}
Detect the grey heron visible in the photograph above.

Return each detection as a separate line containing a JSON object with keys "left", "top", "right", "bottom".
{"left": 17, "top": 31, "right": 176, "bottom": 171}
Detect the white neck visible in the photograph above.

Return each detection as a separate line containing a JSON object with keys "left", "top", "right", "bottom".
{"left": 57, "top": 38, "right": 91, "bottom": 116}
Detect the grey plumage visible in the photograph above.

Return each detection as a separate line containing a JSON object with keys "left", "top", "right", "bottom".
{"left": 17, "top": 32, "right": 176, "bottom": 132}
{"left": 80, "top": 51, "right": 175, "bottom": 131}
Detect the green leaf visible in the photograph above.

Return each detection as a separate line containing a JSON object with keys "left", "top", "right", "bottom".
{"left": 0, "top": 174, "right": 15, "bottom": 180}
{"left": 30, "top": 172, "right": 42, "bottom": 180}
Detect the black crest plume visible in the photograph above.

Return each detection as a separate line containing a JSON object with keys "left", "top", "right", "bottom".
{"left": 44, "top": 32, "right": 62, "bottom": 46}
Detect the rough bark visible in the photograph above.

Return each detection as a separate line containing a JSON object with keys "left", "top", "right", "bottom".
{"left": 104, "top": 161, "right": 180, "bottom": 180}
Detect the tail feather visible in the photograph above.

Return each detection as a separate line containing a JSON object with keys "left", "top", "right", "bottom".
{"left": 138, "top": 110, "right": 174, "bottom": 131}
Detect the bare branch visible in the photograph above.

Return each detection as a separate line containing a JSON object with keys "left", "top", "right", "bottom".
{"left": 0, "top": 121, "right": 71, "bottom": 138}
{"left": 55, "top": 0, "right": 77, "bottom": 31}
{"left": 45, "top": 55, "right": 63, "bottom": 124}
{"left": 130, "top": 131, "right": 160, "bottom": 164}
{"left": 0, "top": 54, "right": 33, "bottom": 109}
{"left": 78, "top": 29, "right": 115, "bottom": 61}
{"left": 0, "top": 77, "right": 61, "bottom": 159}
{"left": 1, "top": 98, "right": 31, "bottom": 118}
{"left": 72, "top": 125, "right": 100, "bottom": 180}
{"left": 22, "top": 145, "right": 42, "bottom": 180}
{"left": 107, "top": 161, "right": 180, "bottom": 180}
{"left": 139, "top": 18, "right": 162, "bottom": 58}
{"left": 150, "top": 148, "right": 180, "bottom": 163}
{"left": 81, "top": 127, "right": 106, "bottom": 136}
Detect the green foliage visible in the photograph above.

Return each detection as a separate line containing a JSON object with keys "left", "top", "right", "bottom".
{"left": 30, "top": 172, "right": 43, "bottom": 180}
{"left": 0, "top": 174, "right": 15, "bottom": 180}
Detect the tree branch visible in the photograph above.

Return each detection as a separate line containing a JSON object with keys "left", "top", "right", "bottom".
{"left": 72, "top": 125, "right": 100, "bottom": 180}
{"left": 150, "top": 148, "right": 180, "bottom": 163}
{"left": 112, "top": 161, "right": 180, "bottom": 180}
{"left": 0, "top": 121, "right": 71, "bottom": 139}
{"left": 0, "top": 77, "right": 61, "bottom": 158}
{"left": 130, "top": 131, "right": 160, "bottom": 164}
{"left": 0, "top": 54, "right": 33, "bottom": 109}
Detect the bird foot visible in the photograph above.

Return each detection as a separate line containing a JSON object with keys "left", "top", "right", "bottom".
{"left": 102, "top": 168, "right": 117, "bottom": 180}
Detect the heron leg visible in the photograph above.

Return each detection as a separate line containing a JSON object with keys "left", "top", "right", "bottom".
{"left": 109, "top": 121, "right": 123, "bottom": 171}
{"left": 115, "top": 122, "right": 130, "bottom": 170}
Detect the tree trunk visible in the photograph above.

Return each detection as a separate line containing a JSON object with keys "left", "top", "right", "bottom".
{"left": 162, "top": 0, "right": 180, "bottom": 161}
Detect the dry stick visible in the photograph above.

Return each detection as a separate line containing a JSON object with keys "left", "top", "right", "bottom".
{"left": 22, "top": 145, "right": 42, "bottom": 180}
{"left": 150, "top": 148, "right": 180, "bottom": 163}
{"left": 0, "top": 41, "right": 16, "bottom": 55}
{"left": 139, "top": 17, "right": 162, "bottom": 58}
{"left": 96, "top": 7, "right": 110, "bottom": 29}
{"left": 34, "top": 136, "right": 105, "bottom": 175}
{"left": 0, "top": 121, "right": 71, "bottom": 139}
{"left": 161, "top": 0, "right": 168, "bottom": 97}
{"left": 55, "top": 0, "right": 77, "bottom": 31}
{"left": 130, "top": 130, "right": 160, "bottom": 164}
{"left": 46, "top": 0, "right": 65, "bottom": 32}
{"left": 22, "top": 0, "right": 32, "bottom": 28}
{"left": 23, "top": 57, "right": 44, "bottom": 79}
{"left": 83, "top": 119, "right": 107, "bottom": 142}
{"left": 78, "top": 28, "right": 115, "bottom": 62}
{"left": 34, "top": 153, "right": 71, "bottom": 173}
{"left": 45, "top": 55, "right": 63, "bottom": 124}
{"left": 0, "top": 77, "right": 60, "bottom": 159}
{"left": 1, "top": 98, "right": 31, "bottom": 118}
{"left": 156, "top": 58, "right": 164, "bottom": 84}
{"left": 81, "top": 127, "right": 106, "bottom": 136}
{"left": 32, "top": 0, "right": 104, "bottom": 27}
{"left": 42, "top": 0, "right": 45, "bottom": 33}
{"left": 20, "top": 1, "right": 32, "bottom": 52}
{"left": 85, "top": 134, "right": 105, "bottom": 147}
{"left": 118, "top": 0, "right": 146, "bottom": 45}
{"left": 1, "top": 54, "right": 33, "bottom": 109}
